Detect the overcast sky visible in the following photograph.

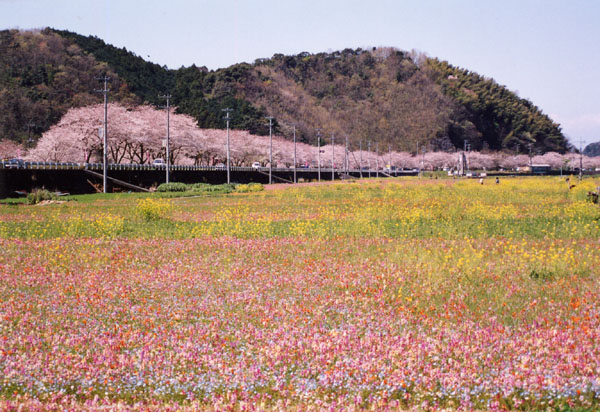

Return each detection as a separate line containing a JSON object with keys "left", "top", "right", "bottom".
{"left": 2, "top": 0, "right": 599, "bottom": 147}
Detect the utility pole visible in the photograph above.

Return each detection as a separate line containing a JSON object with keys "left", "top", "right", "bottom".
{"left": 359, "top": 140, "right": 363, "bottom": 178}
{"left": 461, "top": 140, "right": 470, "bottom": 174}
{"left": 578, "top": 138, "right": 585, "bottom": 181}
{"left": 367, "top": 140, "right": 371, "bottom": 178}
{"left": 417, "top": 141, "right": 420, "bottom": 177}
{"left": 317, "top": 129, "right": 322, "bottom": 182}
{"left": 345, "top": 136, "right": 349, "bottom": 176}
{"left": 222, "top": 108, "right": 233, "bottom": 184}
{"left": 26, "top": 121, "right": 36, "bottom": 148}
{"left": 376, "top": 142, "right": 379, "bottom": 178}
{"left": 388, "top": 144, "right": 392, "bottom": 176}
{"left": 528, "top": 143, "right": 533, "bottom": 169}
{"left": 266, "top": 116, "right": 274, "bottom": 184}
{"left": 95, "top": 76, "right": 110, "bottom": 193}
{"left": 159, "top": 93, "right": 171, "bottom": 184}
{"left": 421, "top": 145, "right": 426, "bottom": 176}
{"left": 331, "top": 133, "right": 335, "bottom": 181}
{"left": 293, "top": 125, "right": 297, "bottom": 184}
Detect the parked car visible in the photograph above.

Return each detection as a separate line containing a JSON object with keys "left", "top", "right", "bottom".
{"left": 5, "top": 158, "right": 25, "bottom": 169}
{"left": 215, "top": 163, "right": 226, "bottom": 168}
{"left": 152, "top": 158, "right": 165, "bottom": 166}
{"left": 251, "top": 162, "right": 261, "bottom": 169}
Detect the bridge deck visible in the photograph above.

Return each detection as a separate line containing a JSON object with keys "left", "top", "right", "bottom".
{"left": 0, "top": 162, "right": 417, "bottom": 198}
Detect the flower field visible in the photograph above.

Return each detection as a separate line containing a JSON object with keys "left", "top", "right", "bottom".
{"left": 1, "top": 177, "right": 600, "bottom": 411}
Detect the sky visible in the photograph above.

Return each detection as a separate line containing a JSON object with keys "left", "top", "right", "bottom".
{"left": 2, "top": 0, "right": 600, "bottom": 147}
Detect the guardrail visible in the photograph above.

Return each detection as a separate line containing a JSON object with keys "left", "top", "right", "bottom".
{"left": 2, "top": 161, "right": 598, "bottom": 175}
{"left": 0, "top": 160, "right": 420, "bottom": 175}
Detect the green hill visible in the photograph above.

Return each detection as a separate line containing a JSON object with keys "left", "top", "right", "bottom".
{"left": 0, "top": 29, "right": 137, "bottom": 144}
{"left": 0, "top": 28, "right": 569, "bottom": 153}
{"left": 424, "top": 59, "right": 566, "bottom": 152}
{"left": 584, "top": 142, "right": 600, "bottom": 157}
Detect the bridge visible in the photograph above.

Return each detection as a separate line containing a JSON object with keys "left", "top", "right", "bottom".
{"left": 0, "top": 161, "right": 418, "bottom": 199}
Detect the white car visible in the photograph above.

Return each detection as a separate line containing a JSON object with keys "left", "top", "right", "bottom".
{"left": 152, "top": 158, "right": 165, "bottom": 166}
{"left": 251, "top": 162, "right": 261, "bottom": 169}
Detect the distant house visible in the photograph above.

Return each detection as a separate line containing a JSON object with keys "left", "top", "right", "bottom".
{"left": 531, "top": 164, "right": 551, "bottom": 175}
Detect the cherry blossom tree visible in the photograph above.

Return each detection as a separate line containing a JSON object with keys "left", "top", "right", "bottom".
{"left": 465, "top": 152, "right": 500, "bottom": 170}
{"left": 29, "top": 104, "right": 200, "bottom": 164}
{"left": 26, "top": 103, "right": 600, "bottom": 171}
{"left": 532, "top": 152, "right": 564, "bottom": 169}
{"left": 0, "top": 139, "right": 26, "bottom": 160}
{"left": 498, "top": 154, "right": 530, "bottom": 170}
{"left": 423, "top": 152, "right": 456, "bottom": 170}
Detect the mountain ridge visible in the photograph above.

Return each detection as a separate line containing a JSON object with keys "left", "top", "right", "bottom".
{"left": 0, "top": 28, "right": 569, "bottom": 153}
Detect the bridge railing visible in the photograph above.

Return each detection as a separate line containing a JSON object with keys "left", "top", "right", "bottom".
{"left": 0, "top": 160, "right": 423, "bottom": 176}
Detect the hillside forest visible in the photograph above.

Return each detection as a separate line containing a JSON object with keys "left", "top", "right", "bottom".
{"left": 0, "top": 28, "right": 573, "bottom": 155}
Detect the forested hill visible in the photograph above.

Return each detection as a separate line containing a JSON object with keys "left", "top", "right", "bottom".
{"left": 584, "top": 142, "right": 600, "bottom": 157}
{"left": 0, "top": 29, "right": 138, "bottom": 144}
{"left": 0, "top": 28, "right": 569, "bottom": 153}
{"left": 52, "top": 29, "right": 175, "bottom": 106}
{"left": 424, "top": 59, "right": 566, "bottom": 153}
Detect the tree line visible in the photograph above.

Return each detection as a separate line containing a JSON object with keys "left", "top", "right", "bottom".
{"left": 21, "top": 103, "right": 599, "bottom": 171}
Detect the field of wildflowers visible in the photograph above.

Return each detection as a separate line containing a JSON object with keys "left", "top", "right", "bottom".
{"left": 1, "top": 177, "right": 599, "bottom": 411}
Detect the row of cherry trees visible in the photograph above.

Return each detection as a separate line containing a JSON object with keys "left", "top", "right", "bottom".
{"left": 12, "top": 103, "right": 600, "bottom": 170}
{"left": 0, "top": 139, "right": 26, "bottom": 160}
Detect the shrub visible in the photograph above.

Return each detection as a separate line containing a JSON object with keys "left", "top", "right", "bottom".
{"left": 189, "top": 183, "right": 211, "bottom": 191}
{"left": 191, "top": 183, "right": 235, "bottom": 194}
{"left": 135, "top": 198, "right": 173, "bottom": 221}
{"left": 27, "top": 189, "right": 57, "bottom": 205}
{"left": 206, "top": 184, "right": 236, "bottom": 193}
{"left": 235, "top": 183, "right": 265, "bottom": 193}
{"left": 156, "top": 182, "right": 237, "bottom": 194}
{"left": 157, "top": 182, "right": 188, "bottom": 192}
